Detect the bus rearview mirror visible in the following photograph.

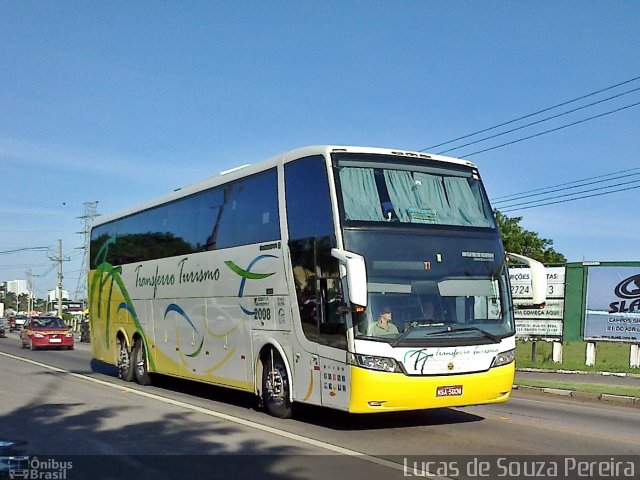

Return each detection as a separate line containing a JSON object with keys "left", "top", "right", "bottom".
{"left": 506, "top": 252, "right": 547, "bottom": 307}
{"left": 331, "top": 248, "right": 368, "bottom": 308}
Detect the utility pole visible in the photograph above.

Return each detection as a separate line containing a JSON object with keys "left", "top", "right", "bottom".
{"left": 27, "top": 269, "right": 33, "bottom": 314}
{"left": 57, "top": 240, "right": 63, "bottom": 318}
{"left": 48, "top": 239, "right": 69, "bottom": 319}
{"left": 75, "top": 201, "right": 99, "bottom": 305}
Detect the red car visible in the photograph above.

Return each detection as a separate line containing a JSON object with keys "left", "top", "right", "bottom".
{"left": 20, "top": 316, "right": 75, "bottom": 350}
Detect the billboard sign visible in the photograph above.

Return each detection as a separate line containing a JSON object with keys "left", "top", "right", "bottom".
{"left": 515, "top": 318, "right": 563, "bottom": 337}
{"left": 584, "top": 266, "right": 640, "bottom": 342}
{"left": 510, "top": 266, "right": 565, "bottom": 339}
{"left": 510, "top": 266, "right": 565, "bottom": 300}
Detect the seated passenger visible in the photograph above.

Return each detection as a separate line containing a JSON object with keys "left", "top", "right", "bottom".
{"left": 424, "top": 301, "right": 443, "bottom": 321}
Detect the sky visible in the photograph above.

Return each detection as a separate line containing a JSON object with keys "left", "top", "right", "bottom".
{"left": 1, "top": 1, "right": 639, "bottom": 300}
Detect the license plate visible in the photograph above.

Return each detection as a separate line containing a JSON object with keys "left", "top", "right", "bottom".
{"left": 436, "top": 385, "right": 463, "bottom": 397}
{"left": 49, "top": 338, "right": 62, "bottom": 343}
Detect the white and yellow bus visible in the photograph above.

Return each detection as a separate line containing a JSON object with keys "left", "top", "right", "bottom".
{"left": 89, "top": 145, "right": 545, "bottom": 418}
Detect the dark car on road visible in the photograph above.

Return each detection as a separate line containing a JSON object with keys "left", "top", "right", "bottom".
{"left": 0, "top": 317, "right": 6, "bottom": 338}
{"left": 20, "top": 316, "right": 74, "bottom": 350}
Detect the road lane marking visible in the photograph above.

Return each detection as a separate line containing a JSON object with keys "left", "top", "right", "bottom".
{"left": 0, "top": 351, "right": 453, "bottom": 480}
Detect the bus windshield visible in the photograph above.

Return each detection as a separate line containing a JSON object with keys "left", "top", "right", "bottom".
{"left": 342, "top": 228, "right": 515, "bottom": 345}
{"left": 334, "top": 153, "right": 512, "bottom": 346}
{"left": 334, "top": 153, "right": 495, "bottom": 228}
{"left": 357, "top": 266, "right": 513, "bottom": 345}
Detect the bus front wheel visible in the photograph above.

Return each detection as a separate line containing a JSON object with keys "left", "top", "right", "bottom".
{"left": 262, "top": 349, "right": 292, "bottom": 419}
{"left": 133, "top": 339, "right": 152, "bottom": 386}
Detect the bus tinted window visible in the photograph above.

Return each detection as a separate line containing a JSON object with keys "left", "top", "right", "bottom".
{"left": 90, "top": 168, "right": 280, "bottom": 267}
{"left": 284, "top": 155, "right": 334, "bottom": 240}
{"left": 170, "top": 188, "right": 225, "bottom": 251}
{"left": 214, "top": 169, "right": 279, "bottom": 249}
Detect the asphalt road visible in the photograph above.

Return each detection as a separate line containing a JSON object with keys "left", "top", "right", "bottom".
{"left": 1, "top": 332, "right": 639, "bottom": 480}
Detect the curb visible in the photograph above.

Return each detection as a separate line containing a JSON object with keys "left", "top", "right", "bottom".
{"left": 517, "top": 367, "right": 640, "bottom": 379}
{"left": 513, "top": 384, "right": 640, "bottom": 408}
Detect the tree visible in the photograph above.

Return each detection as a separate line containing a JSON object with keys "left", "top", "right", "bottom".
{"left": 495, "top": 210, "right": 566, "bottom": 264}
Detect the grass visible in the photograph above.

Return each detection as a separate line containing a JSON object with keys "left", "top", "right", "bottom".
{"left": 515, "top": 340, "right": 639, "bottom": 373}
{"left": 514, "top": 377, "right": 640, "bottom": 398}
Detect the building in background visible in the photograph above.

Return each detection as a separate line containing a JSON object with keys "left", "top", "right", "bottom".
{"left": 6, "top": 280, "right": 28, "bottom": 296}
{"left": 47, "top": 289, "right": 70, "bottom": 302}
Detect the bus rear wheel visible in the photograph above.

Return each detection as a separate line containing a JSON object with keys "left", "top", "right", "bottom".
{"left": 117, "top": 338, "right": 135, "bottom": 382}
{"left": 133, "top": 339, "right": 152, "bottom": 386}
{"left": 262, "top": 350, "right": 292, "bottom": 419}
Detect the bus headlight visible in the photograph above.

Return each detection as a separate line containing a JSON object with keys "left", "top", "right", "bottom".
{"left": 348, "top": 353, "right": 401, "bottom": 373}
{"left": 491, "top": 349, "right": 515, "bottom": 368}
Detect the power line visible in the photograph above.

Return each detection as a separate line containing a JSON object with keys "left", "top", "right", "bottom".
{"left": 421, "top": 75, "right": 640, "bottom": 151}
{"left": 500, "top": 183, "right": 640, "bottom": 213}
{"left": 0, "top": 246, "right": 52, "bottom": 255}
{"left": 491, "top": 166, "right": 640, "bottom": 201}
{"left": 0, "top": 264, "right": 50, "bottom": 270}
{"left": 420, "top": 77, "right": 640, "bottom": 211}
{"left": 33, "top": 264, "right": 56, "bottom": 278}
{"left": 0, "top": 230, "right": 70, "bottom": 234}
{"left": 461, "top": 100, "right": 640, "bottom": 157}
{"left": 492, "top": 169, "right": 640, "bottom": 205}
{"left": 437, "top": 85, "right": 640, "bottom": 155}
{"left": 498, "top": 177, "right": 640, "bottom": 210}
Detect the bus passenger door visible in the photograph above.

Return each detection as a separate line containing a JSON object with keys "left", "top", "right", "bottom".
{"left": 291, "top": 237, "right": 349, "bottom": 409}
{"left": 284, "top": 155, "right": 346, "bottom": 407}
{"left": 289, "top": 237, "right": 322, "bottom": 406}
{"left": 317, "top": 258, "right": 350, "bottom": 410}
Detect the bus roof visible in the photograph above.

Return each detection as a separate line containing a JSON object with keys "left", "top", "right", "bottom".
{"left": 92, "top": 145, "right": 479, "bottom": 228}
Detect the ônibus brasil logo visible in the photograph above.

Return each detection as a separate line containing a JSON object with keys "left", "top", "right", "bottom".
{"left": 609, "top": 274, "right": 640, "bottom": 313}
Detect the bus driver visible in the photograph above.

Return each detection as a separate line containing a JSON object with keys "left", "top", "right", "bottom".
{"left": 372, "top": 307, "right": 399, "bottom": 335}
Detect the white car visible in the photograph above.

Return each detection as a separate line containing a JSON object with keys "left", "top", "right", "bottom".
{"left": 9, "top": 315, "right": 27, "bottom": 332}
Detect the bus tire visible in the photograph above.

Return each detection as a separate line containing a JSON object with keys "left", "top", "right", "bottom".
{"left": 133, "top": 339, "right": 152, "bottom": 386}
{"left": 262, "top": 349, "right": 292, "bottom": 419}
{"left": 117, "top": 338, "right": 135, "bottom": 382}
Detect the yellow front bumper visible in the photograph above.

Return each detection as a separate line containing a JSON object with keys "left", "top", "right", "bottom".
{"left": 348, "top": 362, "right": 515, "bottom": 413}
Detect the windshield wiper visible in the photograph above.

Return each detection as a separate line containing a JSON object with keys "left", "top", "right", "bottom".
{"left": 390, "top": 320, "right": 446, "bottom": 347}
{"left": 436, "top": 325, "right": 501, "bottom": 342}
{"left": 392, "top": 324, "right": 501, "bottom": 345}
